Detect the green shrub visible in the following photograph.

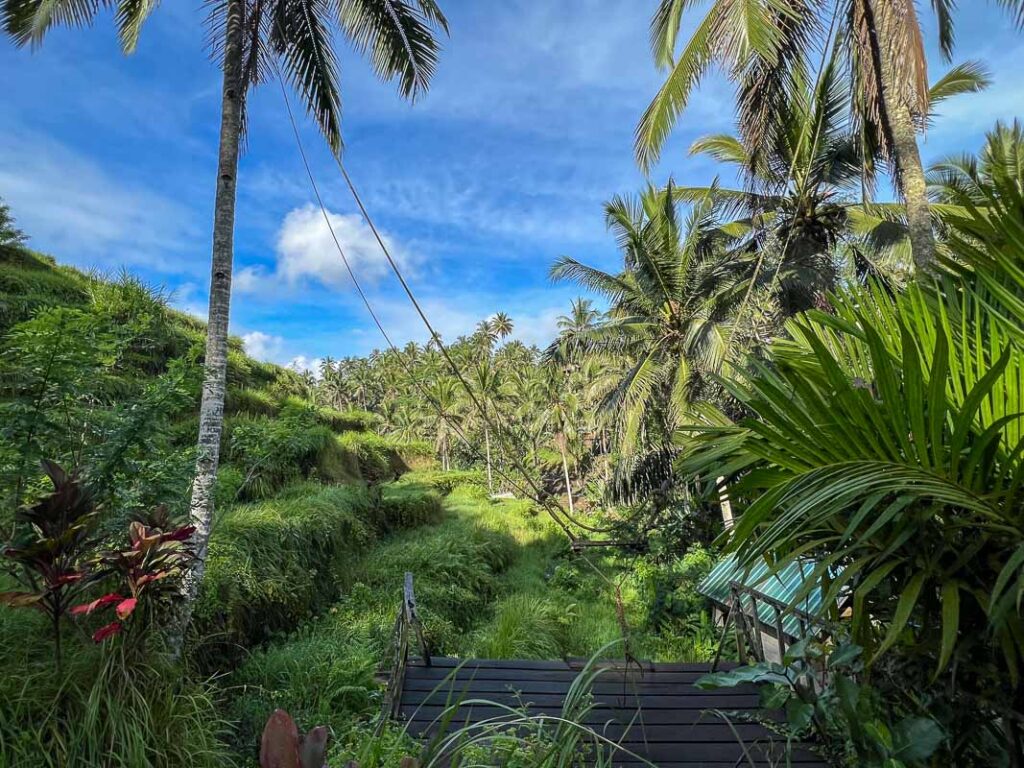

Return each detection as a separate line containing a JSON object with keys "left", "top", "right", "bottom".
{"left": 0, "top": 605, "right": 232, "bottom": 768}
{"left": 213, "top": 464, "right": 245, "bottom": 509}
{"left": 377, "top": 483, "right": 444, "bottom": 530}
{"left": 471, "top": 594, "right": 567, "bottom": 659}
{"left": 315, "top": 407, "right": 381, "bottom": 433}
{"left": 228, "top": 615, "right": 379, "bottom": 759}
{"left": 338, "top": 431, "right": 400, "bottom": 484}
{"left": 224, "top": 386, "right": 280, "bottom": 417}
{"left": 228, "top": 409, "right": 334, "bottom": 500}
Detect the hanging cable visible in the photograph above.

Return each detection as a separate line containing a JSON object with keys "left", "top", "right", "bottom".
{"left": 326, "top": 145, "right": 625, "bottom": 536}
{"left": 271, "top": 66, "right": 583, "bottom": 542}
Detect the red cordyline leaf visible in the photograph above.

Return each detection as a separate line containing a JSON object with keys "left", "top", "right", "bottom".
{"left": 159, "top": 525, "right": 195, "bottom": 543}
{"left": 92, "top": 622, "right": 122, "bottom": 642}
{"left": 130, "top": 522, "right": 161, "bottom": 553}
{"left": 134, "top": 571, "right": 170, "bottom": 589}
{"left": 70, "top": 593, "right": 122, "bottom": 615}
{"left": 52, "top": 572, "right": 86, "bottom": 586}
{"left": 115, "top": 597, "right": 137, "bottom": 620}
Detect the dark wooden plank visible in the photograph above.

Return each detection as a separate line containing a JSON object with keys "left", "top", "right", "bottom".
{"left": 407, "top": 721, "right": 776, "bottom": 741}
{"left": 401, "top": 677, "right": 761, "bottom": 696}
{"left": 400, "top": 704, "right": 782, "bottom": 726}
{"left": 404, "top": 668, "right": 722, "bottom": 684}
{"left": 400, "top": 691, "right": 763, "bottom": 709}
{"left": 417, "top": 657, "right": 735, "bottom": 673}
{"left": 605, "top": 741, "right": 823, "bottom": 763}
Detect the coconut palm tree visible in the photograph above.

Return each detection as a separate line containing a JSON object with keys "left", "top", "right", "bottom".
{"left": 546, "top": 298, "right": 603, "bottom": 368}
{"left": 3, "top": 0, "right": 450, "bottom": 627}
{"left": 468, "top": 359, "right": 502, "bottom": 494}
{"left": 427, "top": 376, "right": 461, "bottom": 471}
{"left": 636, "top": 0, "right": 1023, "bottom": 273}
{"left": 491, "top": 312, "right": 514, "bottom": 339}
{"left": 551, "top": 185, "right": 744, "bottom": 459}
{"left": 674, "top": 58, "right": 987, "bottom": 313}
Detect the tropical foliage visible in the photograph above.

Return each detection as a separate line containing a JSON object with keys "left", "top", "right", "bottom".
{"left": 3, "top": 1, "right": 1024, "bottom": 765}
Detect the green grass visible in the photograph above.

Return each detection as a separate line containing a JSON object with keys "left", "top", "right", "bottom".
{"left": 191, "top": 480, "right": 443, "bottom": 666}
{"left": 0, "top": 601, "right": 233, "bottom": 768}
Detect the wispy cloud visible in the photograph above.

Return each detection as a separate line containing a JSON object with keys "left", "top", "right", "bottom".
{"left": 0, "top": 129, "right": 201, "bottom": 274}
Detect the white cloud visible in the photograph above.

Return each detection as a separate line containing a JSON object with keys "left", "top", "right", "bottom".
{"left": 287, "top": 356, "right": 325, "bottom": 377}
{"left": 235, "top": 204, "right": 415, "bottom": 295}
{"left": 242, "top": 331, "right": 285, "bottom": 361}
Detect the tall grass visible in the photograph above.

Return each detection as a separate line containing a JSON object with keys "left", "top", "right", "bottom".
{"left": 192, "top": 481, "right": 442, "bottom": 665}
{"left": 0, "top": 608, "right": 232, "bottom": 768}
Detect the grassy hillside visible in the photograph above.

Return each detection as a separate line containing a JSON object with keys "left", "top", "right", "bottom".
{"left": 0, "top": 238, "right": 721, "bottom": 767}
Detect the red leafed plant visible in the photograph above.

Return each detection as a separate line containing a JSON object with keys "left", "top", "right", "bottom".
{"left": 73, "top": 505, "right": 194, "bottom": 645}
{"left": 0, "top": 461, "right": 102, "bottom": 671}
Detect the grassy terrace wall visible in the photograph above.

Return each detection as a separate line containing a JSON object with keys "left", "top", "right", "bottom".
{"left": 192, "top": 480, "right": 444, "bottom": 665}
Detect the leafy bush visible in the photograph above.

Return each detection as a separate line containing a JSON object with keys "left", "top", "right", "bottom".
{"left": 0, "top": 572, "right": 232, "bottom": 768}
{"left": 192, "top": 480, "right": 446, "bottom": 665}
{"left": 224, "top": 386, "right": 280, "bottom": 417}
{"left": 228, "top": 409, "right": 334, "bottom": 500}
{"left": 228, "top": 615, "right": 379, "bottom": 758}
{"left": 314, "top": 407, "right": 381, "bottom": 433}
{"left": 396, "top": 468, "right": 487, "bottom": 495}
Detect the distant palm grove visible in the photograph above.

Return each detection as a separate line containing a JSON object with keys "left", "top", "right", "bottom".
{"left": 3, "top": 0, "right": 1024, "bottom": 767}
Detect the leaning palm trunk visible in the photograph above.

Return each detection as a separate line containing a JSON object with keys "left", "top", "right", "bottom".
{"left": 178, "top": 0, "right": 244, "bottom": 641}
{"left": 874, "top": 0, "right": 936, "bottom": 273}
{"left": 884, "top": 81, "right": 935, "bottom": 272}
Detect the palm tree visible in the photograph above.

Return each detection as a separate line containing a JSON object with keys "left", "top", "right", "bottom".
{"left": 427, "top": 377, "right": 461, "bottom": 471}
{"left": 468, "top": 359, "right": 503, "bottom": 494}
{"left": 538, "top": 370, "right": 582, "bottom": 517}
{"left": 636, "top": 0, "right": 1023, "bottom": 273}
{"left": 675, "top": 59, "right": 987, "bottom": 313}
{"left": 551, "top": 185, "right": 743, "bottom": 458}
{"left": 3, "top": 0, "right": 449, "bottom": 628}
{"left": 546, "top": 298, "right": 603, "bottom": 368}
{"left": 491, "top": 312, "right": 514, "bottom": 339}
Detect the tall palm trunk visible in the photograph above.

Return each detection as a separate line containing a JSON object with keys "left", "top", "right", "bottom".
{"left": 558, "top": 435, "right": 575, "bottom": 517}
{"left": 874, "top": 1, "right": 936, "bottom": 273}
{"left": 484, "top": 426, "right": 493, "bottom": 494}
{"left": 884, "top": 86, "right": 935, "bottom": 273}
{"left": 180, "top": 0, "right": 244, "bottom": 632}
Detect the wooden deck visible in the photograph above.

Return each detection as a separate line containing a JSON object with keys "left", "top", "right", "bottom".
{"left": 396, "top": 657, "right": 826, "bottom": 767}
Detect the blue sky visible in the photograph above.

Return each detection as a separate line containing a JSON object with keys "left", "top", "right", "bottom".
{"left": 2, "top": 1, "right": 1022, "bottom": 370}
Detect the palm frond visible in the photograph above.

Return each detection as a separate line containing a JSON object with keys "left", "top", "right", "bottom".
{"left": 338, "top": 0, "right": 446, "bottom": 101}
{"left": 274, "top": 0, "right": 343, "bottom": 152}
